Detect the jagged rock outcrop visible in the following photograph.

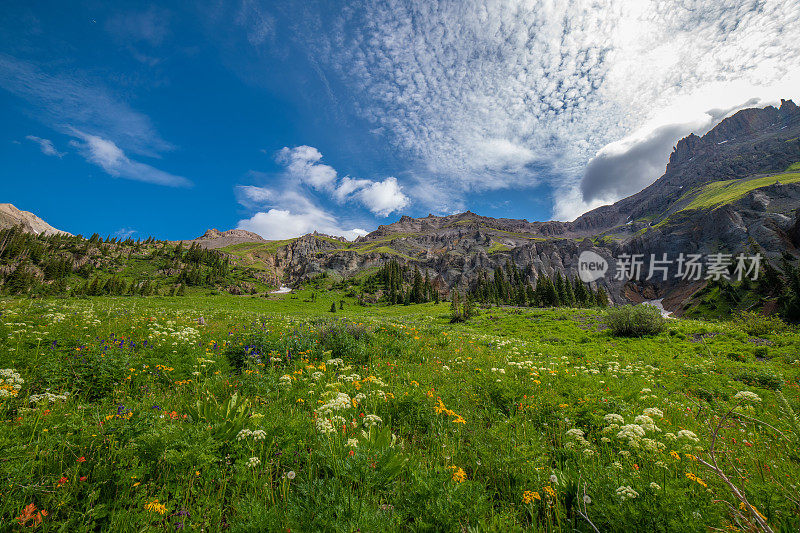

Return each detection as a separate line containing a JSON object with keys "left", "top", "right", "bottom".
{"left": 182, "top": 228, "right": 265, "bottom": 249}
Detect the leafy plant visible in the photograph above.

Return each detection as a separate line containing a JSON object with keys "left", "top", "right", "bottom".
{"left": 185, "top": 392, "right": 251, "bottom": 440}
{"left": 605, "top": 305, "right": 666, "bottom": 337}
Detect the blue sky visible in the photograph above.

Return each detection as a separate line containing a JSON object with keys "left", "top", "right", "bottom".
{"left": 1, "top": 1, "right": 798, "bottom": 240}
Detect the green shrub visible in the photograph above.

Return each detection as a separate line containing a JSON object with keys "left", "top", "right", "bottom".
{"left": 732, "top": 368, "right": 784, "bottom": 390}
{"left": 734, "top": 311, "right": 787, "bottom": 336}
{"left": 753, "top": 346, "right": 769, "bottom": 359}
{"left": 605, "top": 305, "right": 666, "bottom": 337}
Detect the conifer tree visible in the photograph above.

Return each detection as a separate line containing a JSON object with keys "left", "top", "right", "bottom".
{"left": 450, "top": 290, "right": 461, "bottom": 321}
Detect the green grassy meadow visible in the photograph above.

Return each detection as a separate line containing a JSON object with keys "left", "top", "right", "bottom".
{"left": 1, "top": 291, "right": 799, "bottom": 531}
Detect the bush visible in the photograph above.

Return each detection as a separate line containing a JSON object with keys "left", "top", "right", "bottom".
{"left": 732, "top": 368, "right": 784, "bottom": 390}
{"left": 734, "top": 311, "right": 787, "bottom": 336}
{"left": 605, "top": 305, "right": 666, "bottom": 337}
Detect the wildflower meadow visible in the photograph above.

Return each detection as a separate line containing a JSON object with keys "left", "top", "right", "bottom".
{"left": 1, "top": 292, "right": 799, "bottom": 531}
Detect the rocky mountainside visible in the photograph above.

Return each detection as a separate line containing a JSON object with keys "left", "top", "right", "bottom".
{"left": 0, "top": 203, "right": 70, "bottom": 236}
{"left": 202, "top": 100, "right": 800, "bottom": 310}
{"left": 6, "top": 101, "right": 798, "bottom": 311}
{"left": 572, "top": 99, "right": 800, "bottom": 233}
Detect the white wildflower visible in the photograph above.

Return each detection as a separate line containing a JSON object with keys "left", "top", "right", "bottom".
{"left": 616, "top": 485, "right": 639, "bottom": 500}
{"left": 734, "top": 391, "right": 761, "bottom": 403}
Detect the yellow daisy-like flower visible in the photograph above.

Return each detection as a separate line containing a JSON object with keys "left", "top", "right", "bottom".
{"left": 144, "top": 499, "right": 167, "bottom": 515}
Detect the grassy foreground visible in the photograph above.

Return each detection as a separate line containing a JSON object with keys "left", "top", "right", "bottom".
{"left": 1, "top": 292, "right": 799, "bottom": 531}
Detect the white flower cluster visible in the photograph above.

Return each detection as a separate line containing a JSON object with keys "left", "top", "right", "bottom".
{"left": 148, "top": 324, "right": 201, "bottom": 346}
{"left": 616, "top": 424, "right": 646, "bottom": 447}
{"left": 278, "top": 375, "right": 292, "bottom": 388}
{"left": 363, "top": 414, "right": 382, "bottom": 428}
{"left": 603, "top": 413, "right": 624, "bottom": 425}
{"left": 317, "top": 393, "right": 352, "bottom": 417}
{"left": 43, "top": 312, "right": 67, "bottom": 323}
{"left": 0, "top": 369, "right": 24, "bottom": 398}
{"left": 246, "top": 457, "right": 261, "bottom": 468}
{"left": 347, "top": 438, "right": 359, "bottom": 448}
{"left": 734, "top": 391, "right": 761, "bottom": 403}
{"left": 641, "top": 438, "right": 665, "bottom": 453}
{"left": 565, "top": 428, "right": 591, "bottom": 449}
{"left": 616, "top": 485, "right": 639, "bottom": 500}
{"left": 634, "top": 415, "right": 660, "bottom": 433}
{"left": 642, "top": 407, "right": 664, "bottom": 418}
{"left": 326, "top": 358, "right": 344, "bottom": 368}
{"left": 315, "top": 418, "right": 335, "bottom": 435}
{"left": 29, "top": 391, "right": 69, "bottom": 404}
{"left": 236, "top": 429, "right": 268, "bottom": 441}
{"left": 341, "top": 373, "right": 361, "bottom": 383}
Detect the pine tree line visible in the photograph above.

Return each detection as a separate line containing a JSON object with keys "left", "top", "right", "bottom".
{"left": 0, "top": 225, "right": 236, "bottom": 296}
{"left": 470, "top": 260, "right": 608, "bottom": 308}
{"left": 371, "top": 260, "right": 438, "bottom": 305}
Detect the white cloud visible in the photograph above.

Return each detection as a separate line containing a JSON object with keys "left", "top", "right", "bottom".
{"left": 70, "top": 131, "right": 192, "bottom": 187}
{"left": 356, "top": 177, "right": 409, "bottom": 217}
{"left": 25, "top": 135, "right": 64, "bottom": 157}
{"left": 333, "top": 177, "right": 370, "bottom": 202}
{"left": 273, "top": 145, "right": 410, "bottom": 216}
{"left": 235, "top": 0, "right": 275, "bottom": 46}
{"left": 238, "top": 209, "right": 368, "bottom": 241}
{"left": 235, "top": 185, "right": 369, "bottom": 240}
{"left": 237, "top": 184, "right": 274, "bottom": 204}
{"left": 299, "top": 0, "right": 800, "bottom": 218}
{"left": 0, "top": 54, "right": 173, "bottom": 157}
{"left": 276, "top": 145, "right": 338, "bottom": 190}
{"left": 114, "top": 227, "right": 137, "bottom": 239}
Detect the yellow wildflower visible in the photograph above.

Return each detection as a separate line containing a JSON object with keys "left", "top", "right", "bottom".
{"left": 450, "top": 466, "right": 467, "bottom": 483}
{"left": 144, "top": 499, "right": 167, "bottom": 515}
{"left": 522, "top": 490, "right": 541, "bottom": 504}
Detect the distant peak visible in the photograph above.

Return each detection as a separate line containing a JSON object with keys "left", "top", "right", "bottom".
{"left": 0, "top": 203, "right": 70, "bottom": 236}
{"left": 199, "top": 228, "right": 224, "bottom": 239}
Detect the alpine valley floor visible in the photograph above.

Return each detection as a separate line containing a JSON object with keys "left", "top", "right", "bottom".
{"left": 1, "top": 291, "right": 799, "bottom": 531}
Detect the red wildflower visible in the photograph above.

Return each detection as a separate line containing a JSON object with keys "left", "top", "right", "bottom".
{"left": 77, "top": 456, "right": 86, "bottom": 463}
{"left": 17, "top": 503, "right": 48, "bottom": 527}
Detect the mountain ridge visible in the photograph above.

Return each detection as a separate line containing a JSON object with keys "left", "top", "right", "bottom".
{"left": 0, "top": 203, "right": 70, "bottom": 237}
{"left": 3, "top": 100, "right": 800, "bottom": 312}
